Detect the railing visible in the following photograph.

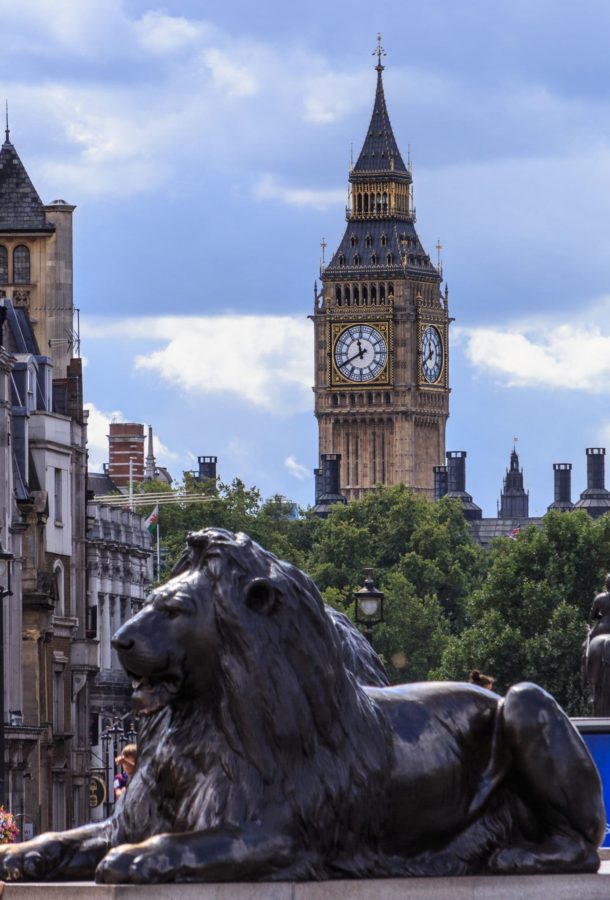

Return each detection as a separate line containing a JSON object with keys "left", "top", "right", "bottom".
{"left": 346, "top": 206, "right": 416, "bottom": 222}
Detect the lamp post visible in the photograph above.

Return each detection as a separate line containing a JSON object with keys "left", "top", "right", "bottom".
{"left": 353, "top": 569, "right": 384, "bottom": 647}
{"left": 101, "top": 726, "right": 112, "bottom": 819}
{"left": 0, "top": 543, "right": 14, "bottom": 809}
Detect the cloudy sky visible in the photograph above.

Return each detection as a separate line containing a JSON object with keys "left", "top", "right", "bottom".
{"left": 4, "top": 0, "right": 610, "bottom": 514}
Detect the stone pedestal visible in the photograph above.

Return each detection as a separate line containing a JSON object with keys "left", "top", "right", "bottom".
{"left": 1, "top": 871, "right": 610, "bottom": 900}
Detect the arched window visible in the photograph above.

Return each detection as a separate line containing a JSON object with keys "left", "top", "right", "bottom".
{"left": 376, "top": 193, "right": 382, "bottom": 212}
{"left": 53, "top": 560, "right": 65, "bottom": 616}
{"left": 386, "top": 252, "right": 394, "bottom": 264}
{"left": 357, "top": 193, "right": 362, "bottom": 213}
{"left": 362, "top": 285, "right": 368, "bottom": 303}
{"left": 332, "top": 394, "right": 339, "bottom": 407}
{"left": 350, "top": 235, "right": 357, "bottom": 247}
{"left": 388, "top": 283, "right": 394, "bottom": 298}
{"left": 339, "top": 254, "right": 345, "bottom": 267}
{"left": 0, "top": 246, "right": 7, "bottom": 283}
{"left": 371, "top": 253, "right": 378, "bottom": 265}
{"left": 382, "top": 192, "right": 388, "bottom": 213}
{"left": 353, "top": 254, "right": 361, "bottom": 266}
{"left": 371, "top": 284, "right": 377, "bottom": 303}
{"left": 335, "top": 286, "right": 342, "bottom": 305}
{"left": 364, "top": 194, "right": 369, "bottom": 213}
{"left": 370, "top": 192, "right": 375, "bottom": 211}
{"left": 365, "top": 234, "right": 372, "bottom": 248}
{"left": 344, "top": 286, "right": 350, "bottom": 305}
{"left": 380, "top": 284, "right": 386, "bottom": 302}
{"left": 380, "top": 234, "right": 387, "bottom": 247}
{"left": 13, "top": 245, "right": 30, "bottom": 284}
{"left": 353, "top": 286, "right": 359, "bottom": 303}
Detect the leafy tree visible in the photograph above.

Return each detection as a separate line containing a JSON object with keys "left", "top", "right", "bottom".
{"left": 435, "top": 510, "right": 610, "bottom": 713}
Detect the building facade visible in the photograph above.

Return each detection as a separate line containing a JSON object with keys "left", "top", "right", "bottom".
{"left": 312, "top": 47, "right": 450, "bottom": 502}
{"left": 0, "top": 126, "right": 95, "bottom": 833}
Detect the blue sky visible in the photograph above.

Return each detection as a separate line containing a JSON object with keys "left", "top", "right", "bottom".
{"left": 4, "top": 0, "right": 610, "bottom": 515}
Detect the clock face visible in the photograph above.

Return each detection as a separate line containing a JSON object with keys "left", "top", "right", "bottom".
{"left": 334, "top": 324, "right": 388, "bottom": 383}
{"left": 421, "top": 325, "right": 443, "bottom": 383}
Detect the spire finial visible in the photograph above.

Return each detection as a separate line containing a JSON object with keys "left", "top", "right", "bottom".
{"left": 4, "top": 101, "right": 9, "bottom": 144}
{"left": 373, "top": 33, "right": 386, "bottom": 72}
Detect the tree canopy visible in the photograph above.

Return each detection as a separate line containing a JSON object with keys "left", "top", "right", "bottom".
{"left": 134, "top": 479, "right": 604, "bottom": 714}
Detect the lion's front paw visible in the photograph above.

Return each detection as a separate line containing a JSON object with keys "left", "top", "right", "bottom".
{"left": 0, "top": 841, "right": 58, "bottom": 882}
{"left": 96, "top": 839, "right": 175, "bottom": 885}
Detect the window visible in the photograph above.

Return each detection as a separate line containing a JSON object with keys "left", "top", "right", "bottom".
{"left": 371, "top": 253, "right": 378, "bottom": 265}
{"left": 338, "top": 254, "right": 345, "bottom": 267}
{"left": 54, "top": 468, "right": 63, "bottom": 525}
{"left": 13, "top": 245, "right": 30, "bottom": 284}
{"left": 353, "top": 254, "right": 361, "bottom": 266}
{"left": 362, "top": 285, "right": 368, "bottom": 303}
{"left": 53, "top": 668, "right": 65, "bottom": 732}
{"left": 0, "top": 246, "right": 7, "bottom": 283}
{"left": 381, "top": 234, "right": 387, "bottom": 247}
{"left": 353, "top": 286, "right": 359, "bottom": 303}
{"left": 365, "top": 235, "right": 372, "bottom": 248}
{"left": 53, "top": 561, "right": 65, "bottom": 615}
{"left": 350, "top": 235, "right": 357, "bottom": 247}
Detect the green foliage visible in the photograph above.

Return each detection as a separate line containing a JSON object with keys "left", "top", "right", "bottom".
{"left": 437, "top": 510, "right": 609, "bottom": 713}
{"left": 136, "top": 476, "right": 604, "bottom": 712}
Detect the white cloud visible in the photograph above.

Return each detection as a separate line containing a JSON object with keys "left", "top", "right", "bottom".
{"left": 134, "top": 11, "right": 204, "bottom": 54}
{"left": 253, "top": 174, "right": 344, "bottom": 210}
{"left": 202, "top": 48, "right": 258, "bottom": 98}
{"left": 456, "top": 296, "right": 610, "bottom": 392}
{"left": 83, "top": 315, "right": 313, "bottom": 413}
{"left": 284, "top": 456, "right": 309, "bottom": 480}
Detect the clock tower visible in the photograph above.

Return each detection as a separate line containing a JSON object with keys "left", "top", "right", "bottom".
{"left": 312, "top": 41, "right": 449, "bottom": 501}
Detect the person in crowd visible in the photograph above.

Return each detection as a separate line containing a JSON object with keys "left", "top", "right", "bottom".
{"left": 114, "top": 743, "right": 137, "bottom": 801}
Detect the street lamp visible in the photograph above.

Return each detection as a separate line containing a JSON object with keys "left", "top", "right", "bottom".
{"left": 0, "top": 542, "right": 14, "bottom": 809}
{"left": 353, "top": 569, "right": 384, "bottom": 647}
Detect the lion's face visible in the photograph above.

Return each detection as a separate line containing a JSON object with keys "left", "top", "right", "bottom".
{"left": 112, "top": 571, "right": 220, "bottom": 715}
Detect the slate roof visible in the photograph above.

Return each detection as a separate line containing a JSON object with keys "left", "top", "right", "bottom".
{"left": 324, "top": 219, "right": 438, "bottom": 279}
{"left": 352, "top": 68, "right": 408, "bottom": 176}
{"left": 0, "top": 138, "right": 54, "bottom": 232}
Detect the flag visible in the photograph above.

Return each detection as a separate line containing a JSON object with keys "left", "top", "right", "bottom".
{"left": 144, "top": 504, "right": 159, "bottom": 534}
{"left": 509, "top": 527, "right": 521, "bottom": 541}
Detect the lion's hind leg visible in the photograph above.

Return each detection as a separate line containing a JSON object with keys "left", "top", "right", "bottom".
{"left": 487, "top": 682, "right": 604, "bottom": 875}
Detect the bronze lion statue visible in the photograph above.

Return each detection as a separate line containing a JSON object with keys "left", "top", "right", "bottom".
{"left": 0, "top": 528, "right": 603, "bottom": 883}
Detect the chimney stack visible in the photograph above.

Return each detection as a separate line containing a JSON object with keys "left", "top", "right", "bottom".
{"left": 444, "top": 451, "right": 482, "bottom": 521}
{"left": 547, "top": 463, "right": 573, "bottom": 512}
{"left": 575, "top": 448, "right": 610, "bottom": 519}
{"left": 197, "top": 456, "right": 217, "bottom": 482}
{"left": 313, "top": 453, "right": 347, "bottom": 518}
{"left": 433, "top": 465, "right": 448, "bottom": 501}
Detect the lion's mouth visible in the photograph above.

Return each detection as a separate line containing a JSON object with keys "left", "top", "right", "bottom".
{"left": 127, "top": 672, "right": 182, "bottom": 715}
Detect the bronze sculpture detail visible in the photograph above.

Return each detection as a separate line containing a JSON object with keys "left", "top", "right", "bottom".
{"left": 583, "top": 574, "right": 610, "bottom": 715}
{"left": 0, "top": 528, "right": 603, "bottom": 883}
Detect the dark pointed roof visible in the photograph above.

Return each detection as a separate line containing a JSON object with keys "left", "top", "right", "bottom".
{"left": 352, "top": 68, "right": 408, "bottom": 176}
{"left": 0, "top": 138, "right": 54, "bottom": 232}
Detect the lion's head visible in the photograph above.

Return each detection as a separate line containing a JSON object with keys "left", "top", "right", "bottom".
{"left": 113, "top": 529, "right": 392, "bottom": 871}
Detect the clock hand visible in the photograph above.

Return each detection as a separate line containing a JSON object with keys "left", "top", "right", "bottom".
{"left": 339, "top": 346, "right": 368, "bottom": 368}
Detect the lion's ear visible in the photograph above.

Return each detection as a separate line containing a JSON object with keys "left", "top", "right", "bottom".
{"left": 245, "top": 578, "right": 277, "bottom": 616}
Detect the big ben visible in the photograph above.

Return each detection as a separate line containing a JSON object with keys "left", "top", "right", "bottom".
{"left": 312, "top": 39, "right": 449, "bottom": 502}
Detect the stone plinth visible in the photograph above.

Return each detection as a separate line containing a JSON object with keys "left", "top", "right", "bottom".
{"left": 2, "top": 871, "right": 610, "bottom": 900}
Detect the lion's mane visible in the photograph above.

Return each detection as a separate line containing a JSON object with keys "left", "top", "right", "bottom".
{"left": 117, "top": 529, "right": 393, "bottom": 879}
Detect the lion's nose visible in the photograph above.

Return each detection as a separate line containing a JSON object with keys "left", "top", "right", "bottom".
{"left": 112, "top": 625, "right": 134, "bottom": 652}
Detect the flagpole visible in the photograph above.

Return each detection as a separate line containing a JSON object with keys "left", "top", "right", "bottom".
{"left": 156, "top": 524, "right": 160, "bottom": 580}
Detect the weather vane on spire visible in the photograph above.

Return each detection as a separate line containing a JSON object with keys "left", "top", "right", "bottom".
{"left": 373, "top": 33, "right": 386, "bottom": 71}
{"left": 4, "top": 101, "right": 9, "bottom": 144}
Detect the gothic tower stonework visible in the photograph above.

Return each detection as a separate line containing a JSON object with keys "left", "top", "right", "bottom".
{"left": 312, "top": 46, "right": 450, "bottom": 502}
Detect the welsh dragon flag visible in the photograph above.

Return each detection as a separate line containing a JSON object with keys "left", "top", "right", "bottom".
{"left": 144, "top": 504, "right": 159, "bottom": 534}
